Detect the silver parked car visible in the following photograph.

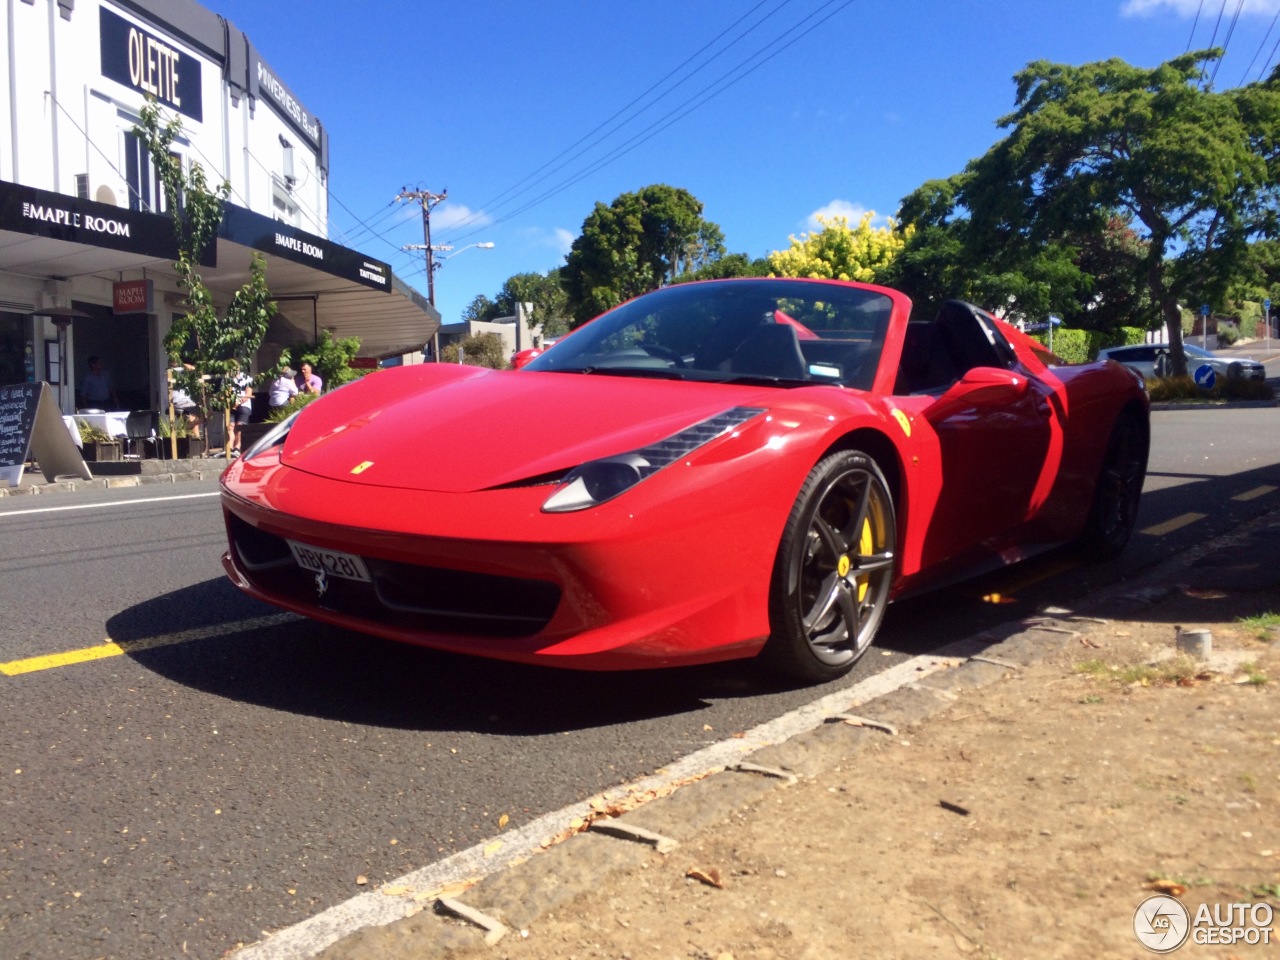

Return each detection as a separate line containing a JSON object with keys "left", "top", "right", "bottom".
{"left": 1097, "top": 343, "right": 1266, "bottom": 382}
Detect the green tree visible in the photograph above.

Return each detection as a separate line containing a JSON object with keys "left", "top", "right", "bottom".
{"left": 1063, "top": 214, "right": 1157, "bottom": 332}
{"left": 673, "top": 251, "right": 771, "bottom": 283}
{"left": 135, "top": 99, "right": 274, "bottom": 441}
{"left": 918, "top": 50, "right": 1280, "bottom": 374}
{"left": 493, "top": 269, "right": 572, "bottom": 340}
{"left": 461, "top": 293, "right": 499, "bottom": 325}
{"left": 768, "top": 213, "right": 910, "bottom": 282}
{"left": 277, "top": 330, "right": 364, "bottom": 394}
{"left": 888, "top": 173, "right": 1091, "bottom": 324}
{"left": 562, "top": 185, "right": 726, "bottom": 326}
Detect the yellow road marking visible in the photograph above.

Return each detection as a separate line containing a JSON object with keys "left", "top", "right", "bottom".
{"left": 0, "top": 613, "right": 297, "bottom": 677}
{"left": 1232, "top": 485, "right": 1277, "bottom": 502}
{"left": 1140, "top": 512, "right": 1207, "bottom": 537}
{"left": 2, "top": 642, "right": 126, "bottom": 675}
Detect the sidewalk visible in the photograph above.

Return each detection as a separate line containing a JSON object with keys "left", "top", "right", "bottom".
{"left": 0, "top": 456, "right": 226, "bottom": 497}
{"left": 280, "top": 518, "right": 1280, "bottom": 960}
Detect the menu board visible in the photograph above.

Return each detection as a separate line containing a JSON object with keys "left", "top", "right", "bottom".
{"left": 0, "top": 382, "right": 38, "bottom": 486}
{"left": 0, "top": 382, "right": 91, "bottom": 487}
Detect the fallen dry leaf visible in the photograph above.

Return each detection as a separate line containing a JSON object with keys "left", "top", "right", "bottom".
{"left": 1179, "top": 585, "right": 1228, "bottom": 600}
{"left": 498, "top": 813, "right": 509, "bottom": 829}
{"left": 355, "top": 875, "right": 368, "bottom": 886}
{"left": 686, "top": 866, "right": 725, "bottom": 889}
{"left": 381, "top": 885, "right": 410, "bottom": 897}
{"left": 1144, "top": 879, "right": 1187, "bottom": 896}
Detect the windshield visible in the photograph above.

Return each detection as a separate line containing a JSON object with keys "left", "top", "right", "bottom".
{"left": 525, "top": 278, "right": 895, "bottom": 390}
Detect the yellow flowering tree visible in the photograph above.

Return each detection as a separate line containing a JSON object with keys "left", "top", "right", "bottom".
{"left": 768, "top": 213, "right": 911, "bottom": 282}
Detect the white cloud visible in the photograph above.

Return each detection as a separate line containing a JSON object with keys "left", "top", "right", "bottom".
{"left": 519, "top": 226, "right": 576, "bottom": 258}
{"left": 804, "top": 200, "right": 888, "bottom": 233}
{"left": 431, "top": 203, "right": 493, "bottom": 231}
{"left": 1121, "top": 0, "right": 1280, "bottom": 17}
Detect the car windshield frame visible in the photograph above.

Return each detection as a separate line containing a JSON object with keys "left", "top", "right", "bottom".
{"left": 525, "top": 278, "right": 897, "bottom": 391}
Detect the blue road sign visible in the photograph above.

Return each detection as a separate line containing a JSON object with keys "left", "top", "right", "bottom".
{"left": 1194, "top": 364, "right": 1216, "bottom": 390}
{"left": 1201, "top": 304, "right": 1210, "bottom": 316}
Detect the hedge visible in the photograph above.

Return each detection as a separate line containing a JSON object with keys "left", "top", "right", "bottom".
{"left": 1029, "top": 326, "right": 1146, "bottom": 364}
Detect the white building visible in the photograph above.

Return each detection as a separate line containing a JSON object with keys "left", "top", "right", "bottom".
{"left": 0, "top": 0, "right": 437, "bottom": 415}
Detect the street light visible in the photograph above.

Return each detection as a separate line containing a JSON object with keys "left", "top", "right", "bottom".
{"left": 431, "top": 241, "right": 495, "bottom": 264}
{"left": 425, "top": 241, "right": 495, "bottom": 360}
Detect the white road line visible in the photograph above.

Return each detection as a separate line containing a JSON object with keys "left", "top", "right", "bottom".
{"left": 0, "top": 491, "right": 220, "bottom": 518}
{"left": 234, "top": 635, "right": 991, "bottom": 960}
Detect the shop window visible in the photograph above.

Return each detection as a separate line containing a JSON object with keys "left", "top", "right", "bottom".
{"left": 273, "top": 182, "right": 300, "bottom": 226}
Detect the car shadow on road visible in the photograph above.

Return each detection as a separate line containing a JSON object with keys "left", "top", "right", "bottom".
{"left": 109, "top": 449, "right": 1280, "bottom": 735}
{"left": 106, "top": 579, "right": 800, "bottom": 734}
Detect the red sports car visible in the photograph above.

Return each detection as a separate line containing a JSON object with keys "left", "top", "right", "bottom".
{"left": 220, "top": 278, "right": 1148, "bottom": 682}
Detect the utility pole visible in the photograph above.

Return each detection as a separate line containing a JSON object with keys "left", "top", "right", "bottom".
{"left": 398, "top": 186, "right": 447, "bottom": 359}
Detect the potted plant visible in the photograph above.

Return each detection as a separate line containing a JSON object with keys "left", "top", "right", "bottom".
{"left": 77, "top": 420, "right": 122, "bottom": 462}
{"left": 157, "top": 414, "right": 206, "bottom": 458}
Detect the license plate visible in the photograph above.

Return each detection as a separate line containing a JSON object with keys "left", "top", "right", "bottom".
{"left": 287, "top": 540, "right": 371, "bottom": 582}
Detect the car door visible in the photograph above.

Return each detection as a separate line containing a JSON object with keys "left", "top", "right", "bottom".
{"left": 918, "top": 367, "right": 1054, "bottom": 570}
{"left": 904, "top": 303, "right": 1056, "bottom": 572}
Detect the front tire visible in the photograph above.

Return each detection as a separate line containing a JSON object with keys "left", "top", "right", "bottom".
{"left": 764, "top": 450, "right": 897, "bottom": 683}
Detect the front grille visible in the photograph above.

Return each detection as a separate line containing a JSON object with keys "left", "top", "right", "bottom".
{"left": 227, "top": 514, "right": 561, "bottom": 638}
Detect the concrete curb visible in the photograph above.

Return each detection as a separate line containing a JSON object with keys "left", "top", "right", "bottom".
{"left": 0, "top": 460, "right": 225, "bottom": 496}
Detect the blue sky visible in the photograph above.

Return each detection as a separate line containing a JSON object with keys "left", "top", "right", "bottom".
{"left": 210, "top": 0, "right": 1280, "bottom": 324}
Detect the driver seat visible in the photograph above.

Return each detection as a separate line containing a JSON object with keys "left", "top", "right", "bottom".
{"left": 729, "top": 324, "right": 808, "bottom": 380}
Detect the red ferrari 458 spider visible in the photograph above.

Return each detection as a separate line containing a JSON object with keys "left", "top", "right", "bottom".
{"left": 221, "top": 278, "right": 1148, "bottom": 682}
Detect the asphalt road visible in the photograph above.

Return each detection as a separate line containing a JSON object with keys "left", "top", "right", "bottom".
{"left": 2, "top": 404, "right": 1279, "bottom": 960}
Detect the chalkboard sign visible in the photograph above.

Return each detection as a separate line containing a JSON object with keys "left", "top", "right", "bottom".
{"left": 0, "top": 381, "right": 91, "bottom": 487}
{"left": 0, "top": 382, "right": 38, "bottom": 486}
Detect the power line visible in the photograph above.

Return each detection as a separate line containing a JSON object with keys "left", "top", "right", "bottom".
{"left": 441, "top": 0, "right": 793, "bottom": 237}
{"left": 1186, "top": 0, "right": 1206, "bottom": 51}
{"left": 439, "top": 0, "right": 855, "bottom": 247}
{"left": 1208, "top": 0, "right": 1246, "bottom": 88}
{"left": 1239, "top": 5, "right": 1280, "bottom": 84}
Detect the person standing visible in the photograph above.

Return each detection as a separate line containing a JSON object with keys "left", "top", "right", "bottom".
{"left": 78, "top": 356, "right": 119, "bottom": 410}
{"left": 268, "top": 366, "right": 299, "bottom": 410}
{"left": 296, "top": 361, "right": 322, "bottom": 395}
{"left": 230, "top": 380, "right": 254, "bottom": 456}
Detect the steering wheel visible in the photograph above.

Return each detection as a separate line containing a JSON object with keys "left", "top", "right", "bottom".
{"left": 640, "top": 344, "right": 687, "bottom": 367}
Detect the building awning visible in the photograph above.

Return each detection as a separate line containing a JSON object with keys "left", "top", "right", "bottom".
{"left": 0, "top": 180, "right": 438, "bottom": 359}
{"left": 212, "top": 205, "right": 438, "bottom": 359}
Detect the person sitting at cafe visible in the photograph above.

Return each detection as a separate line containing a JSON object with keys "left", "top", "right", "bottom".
{"left": 78, "top": 356, "right": 119, "bottom": 410}
{"left": 268, "top": 366, "right": 299, "bottom": 410}
{"left": 296, "top": 361, "right": 322, "bottom": 395}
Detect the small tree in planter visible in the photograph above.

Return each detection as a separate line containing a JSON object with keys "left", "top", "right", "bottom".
{"left": 135, "top": 99, "right": 275, "bottom": 456}
{"left": 157, "top": 414, "right": 205, "bottom": 458}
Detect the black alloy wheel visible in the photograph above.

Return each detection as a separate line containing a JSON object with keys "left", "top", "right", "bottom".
{"left": 766, "top": 450, "right": 897, "bottom": 683}
{"left": 1079, "top": 412, "right": 1148, "bottom": 559}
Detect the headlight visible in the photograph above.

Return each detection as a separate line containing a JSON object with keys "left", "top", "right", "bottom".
{"left": 542, "top": 406, "right": 765, "bottom": 512}
{"left": 242, "top": 412, "right": 299, "bottom": 460}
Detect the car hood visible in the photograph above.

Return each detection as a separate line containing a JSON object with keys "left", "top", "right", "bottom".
{"left": 280, "top": 365, "right": 784, "bottom": 493}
